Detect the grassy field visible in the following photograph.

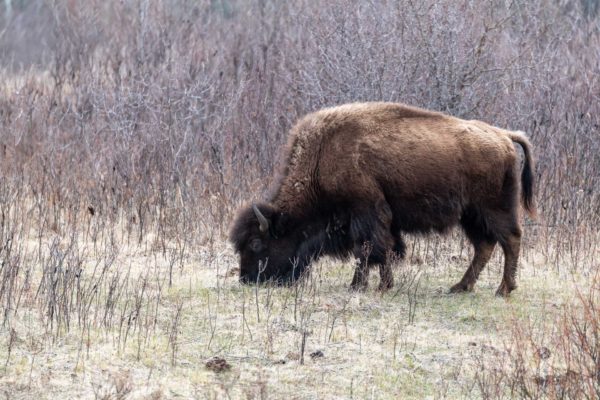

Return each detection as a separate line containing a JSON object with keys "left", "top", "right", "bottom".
{"left": 1, "top": 229, "right": 596, "bottom": 399}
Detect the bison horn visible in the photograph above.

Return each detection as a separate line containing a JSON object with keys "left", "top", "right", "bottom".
{"left": 253, "top": 204, "right": 269, "bottom": 233}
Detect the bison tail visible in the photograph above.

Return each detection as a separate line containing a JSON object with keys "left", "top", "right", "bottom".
{"left": 510, "top": 131, "right": 536, "bottom": 218}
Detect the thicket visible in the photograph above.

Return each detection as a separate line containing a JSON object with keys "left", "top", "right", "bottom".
{"left": 1, "top": 0, "right": 598, "bottom": 245}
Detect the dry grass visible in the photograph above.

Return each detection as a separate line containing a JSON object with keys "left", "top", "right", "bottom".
{"left": 1, "top": 229, "right": 597, "bottom": 399}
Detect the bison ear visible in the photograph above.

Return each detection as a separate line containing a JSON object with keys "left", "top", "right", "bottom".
{"left": 272, "top": 212, "right": 291, "bottom": 237}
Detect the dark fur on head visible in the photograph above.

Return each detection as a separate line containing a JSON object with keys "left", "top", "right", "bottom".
{"left": 230, "top": 202, "right": 355, "bottom": 284}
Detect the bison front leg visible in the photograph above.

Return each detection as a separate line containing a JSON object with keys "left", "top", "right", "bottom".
{"left": 378, "top": 263, "right": 394, "bottom": 291}
{"left": 350, "top": 254, "right": 370, "bottom": 291}
{"left": 349, "top": 228, "right": 395, "bottom": 292}
{"left": 349, "top": 243, "right": 393, "bottom": 291}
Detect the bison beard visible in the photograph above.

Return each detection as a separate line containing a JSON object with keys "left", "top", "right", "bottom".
{"left": 230, "top": 102, "right": 535, "bottom": 297}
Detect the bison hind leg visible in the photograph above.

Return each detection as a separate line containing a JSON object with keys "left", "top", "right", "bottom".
{"left": 449, "top": 240, "right": 496, "bottom": 293}
{"left": 495, "top": 222, "right": 522, "bottom": 297}
{"left": 450, "top": 207, "right": 497, "bottom": 293}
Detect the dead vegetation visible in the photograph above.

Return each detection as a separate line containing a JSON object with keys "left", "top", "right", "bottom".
{"left": 472, "top": 271, "right": 600, "bottom": 399}
{"left": 0, "top": 0, "right": 598, "bottom": 398}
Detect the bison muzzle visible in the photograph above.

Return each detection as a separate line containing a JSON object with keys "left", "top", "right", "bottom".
{"left": 230, "top": 102, "right": 535, "bottom": 297}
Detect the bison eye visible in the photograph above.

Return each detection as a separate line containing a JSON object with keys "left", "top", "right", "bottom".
{"left": 249, "top": 238, "right": 264, "bottom": 253}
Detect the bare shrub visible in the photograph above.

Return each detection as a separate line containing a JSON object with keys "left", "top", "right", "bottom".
{"left": 0, "top": 0, "right": 597, "bottom": 248}
{"left": 92, "top": 369, "right": 133, "bottom": 400}
{"left": 472, "top": 272, "right": 600, "bottom": 399}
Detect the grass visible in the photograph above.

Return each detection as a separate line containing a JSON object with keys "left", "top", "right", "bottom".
{"left": 1, "top": 230, "right": 593, "bottom": 399}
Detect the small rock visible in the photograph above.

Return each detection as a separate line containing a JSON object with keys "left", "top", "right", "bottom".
{"left": 310, "top": 350, "right": 324, "bottom": 359}
{"left": 468, "top": 342, "right": 477, "bottom": 347}
{"left": 536, "top": 346, "right": 551, "bottom": 360}
{"left": 205, "top": 357, "right": 231, "bottom": 373}
{"left": 411, "top": 256, "right": 423, "bottom": 265}
{"left": 480, "top": 344, "right": 501, "bottom": 356}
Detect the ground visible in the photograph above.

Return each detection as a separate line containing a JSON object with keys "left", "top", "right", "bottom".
{"left": 0, "top": 232, "right": 595, "bottom": 399}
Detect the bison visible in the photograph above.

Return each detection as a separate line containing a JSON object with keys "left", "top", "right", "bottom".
{"left": 230, "top": 102, "right": 535, "bottom": 296}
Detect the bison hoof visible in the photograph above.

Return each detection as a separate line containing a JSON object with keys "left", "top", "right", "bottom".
{"left": 377, "top": 281, "right": 394, "bottom": 292}
{"left": 495, "top": 282, "right": 516, "bottom": 298}
{"left": 349, "top": 283, "right": 368, "bottom": 292}
{"left": 449, "top": 282, "right": 473, "bottom": 294}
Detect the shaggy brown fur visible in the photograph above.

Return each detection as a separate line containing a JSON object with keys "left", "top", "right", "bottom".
{"left": 230, "top": 102, "right": 535, "bottom": 296}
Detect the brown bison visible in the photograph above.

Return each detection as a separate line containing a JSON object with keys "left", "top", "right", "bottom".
{"left": 230, "top": 102, "right": 535, "bottom": 296}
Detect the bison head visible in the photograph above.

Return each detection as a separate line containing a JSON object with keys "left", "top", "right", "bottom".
{"left": 229, "top": 203, "right": 308, "bottom": 284}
